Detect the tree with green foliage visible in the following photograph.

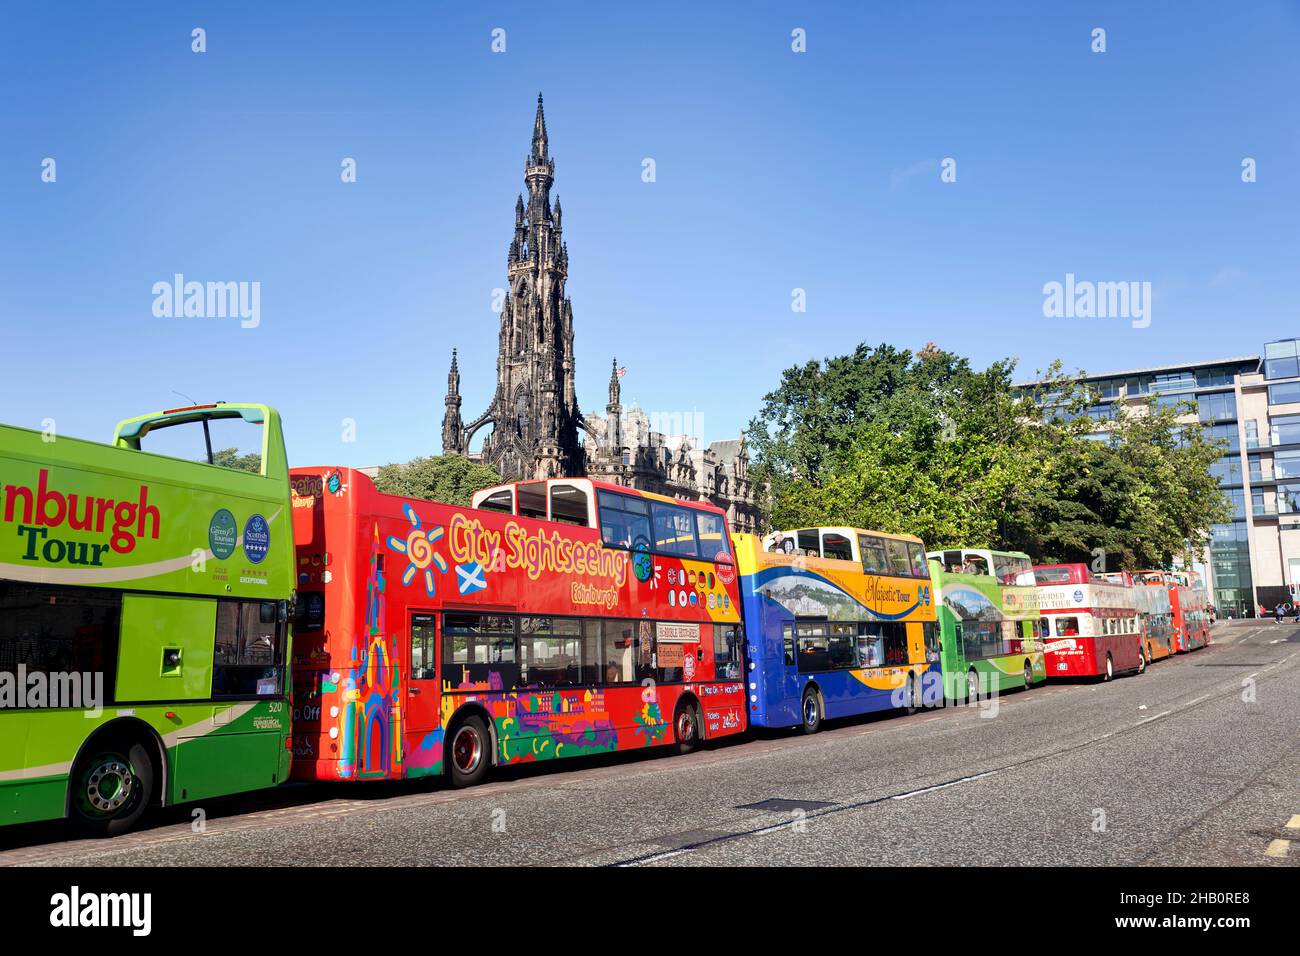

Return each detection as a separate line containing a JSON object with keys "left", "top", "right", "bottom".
{"left": 747, "top": 342, "right": 1229, "bottom": 571}
{"left": 1019, "top": 397, "right": 1230, "bottom": 569}
{"left": 372, "top": 454, "right": 502, "bottom": 506}
{"left": 211, "top": 447, "right": 261, "bottom": 473}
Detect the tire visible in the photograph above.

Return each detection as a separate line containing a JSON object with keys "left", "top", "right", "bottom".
{"left": 1137, "top": 647, "right": 1147, "bottom": 674}
{"left": 1103, "top": 654, "right": 1114, "bottom": 682}
{"left": 800, "top": 687, "right": 822, "bottom": 735}
{"left": 1023, "top": 661, "right": 1034, "bottom": 689}
{"left": 967, "top": 669, "right": 981, "bottom": 703}
{"left": 448, "top": 715, "right": 491, "bottom": 788}
{"left": 673, "top": 700, "right": 700, "bottom": 755}
{"left": 70, "top": 740, "right": 154, "bottom": 837}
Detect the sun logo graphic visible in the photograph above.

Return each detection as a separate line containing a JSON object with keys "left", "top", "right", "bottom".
{"left": 386, "top": 503, "right": 447, "bottom": 597}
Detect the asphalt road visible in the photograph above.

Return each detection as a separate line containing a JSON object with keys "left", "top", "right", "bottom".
{"left": 2, "top": 622, "right": 1297, "bottom": 867}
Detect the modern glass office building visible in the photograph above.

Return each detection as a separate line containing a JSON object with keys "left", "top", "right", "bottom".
{"left": 1019, "top": 342, "right": 1300, "bottom": 618}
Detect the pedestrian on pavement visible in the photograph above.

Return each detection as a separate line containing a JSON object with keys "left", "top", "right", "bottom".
{"left": 1275, "top": 603, "right": 1285, "bottom": 623}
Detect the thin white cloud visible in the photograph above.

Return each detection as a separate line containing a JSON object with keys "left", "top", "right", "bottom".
{"left": 1209, "top": 266, "right": 1248, "bottom": 289}
{"left": 889, "top": 158, "right": 940, "bottom": 191}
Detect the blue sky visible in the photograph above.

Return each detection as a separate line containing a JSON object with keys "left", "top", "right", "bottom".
{"left": 2, "top": 1, "right": 1298, "bottom": 467}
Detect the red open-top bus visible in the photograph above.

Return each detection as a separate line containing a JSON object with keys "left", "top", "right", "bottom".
{"left": 288, "top": 468, "right": 745, "bottom": 787}
{"left": 1134, "top": 570, "right": 1211, "bottom": 653}
{"left": 1033, "top": 563, "right": 1145, "bottom": 680}
{"left": 1101, "top": 571, "right": 1175, "bottom": 663}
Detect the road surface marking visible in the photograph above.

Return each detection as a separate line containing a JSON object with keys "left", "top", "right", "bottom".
{"left": 1265, "top": 839, "right": 1290, "bottom": 859}
{"left": 891, "top": 770, "right": 998, "bottom": 800}
{"left": 1136, "top": 710, "right": 1171, "bottom": 725}
{"left": 1286, "top": 815, "right": 1300, "bottom": 830}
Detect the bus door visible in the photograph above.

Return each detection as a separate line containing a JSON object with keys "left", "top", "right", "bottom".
{"left": 949, "top": 619, "right": 968, "bottom": 699}
{"left": 405, "top": 612, "right": 444, "bottom": 775}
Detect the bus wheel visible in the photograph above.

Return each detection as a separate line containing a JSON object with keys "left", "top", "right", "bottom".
{"left": 800, "top": 688, "right": 822, "bottom": 735}
{"left": 70, "top": 740, "right": 154, "bottom": 837}
{"left": 448, "top": 715, "right": 490, "bottom": 788}
{"left": 967, "top": 669, "right": 981, "bottom": 703}
{"left": 673, "top": 700, "right": 700, "bottom": 755}
{"left": 1137, "top": 648, "right": 1147, "bottom": 674}
{"left": 1103, "top": 654, "right": 1114, "bottom": 682}
{"left": 1023, "top": 660, "right": 1034, "bottom": 689}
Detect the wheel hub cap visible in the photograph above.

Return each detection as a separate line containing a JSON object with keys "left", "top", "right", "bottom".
{"left": 86, "top": 760, "right": 133, "bottom": 813}
{"left": 453, "top": 728, "right": 481, "bottom": 773}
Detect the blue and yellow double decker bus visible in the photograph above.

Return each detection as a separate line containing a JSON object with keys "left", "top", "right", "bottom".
{"left": 734, "top": 527, "right": 938, "bottom": 733}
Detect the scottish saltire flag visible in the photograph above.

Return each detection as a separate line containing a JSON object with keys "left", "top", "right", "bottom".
{"left": 457, "top": 562, "right": 487, "bottom": 595}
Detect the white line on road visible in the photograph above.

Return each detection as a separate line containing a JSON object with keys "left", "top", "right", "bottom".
{"left": 1136, "top": 710, "right": 1171, "bottom": 725}
{"left": 891, "top": 770, "right": 999, "bottom": 800}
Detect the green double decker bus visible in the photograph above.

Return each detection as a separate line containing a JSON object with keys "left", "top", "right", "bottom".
{"left": 0, "top": 404, "right": 293, "bottom": 835}
{"left": 927, "top": 547, "right": 1047, "bottom": 701}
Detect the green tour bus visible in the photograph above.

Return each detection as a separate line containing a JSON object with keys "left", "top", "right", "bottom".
{"left": 927, "top": 547, "right": 1047, "bottom": 701}
{"left": 0, "top": 403, "right": 293, "bottom": 835}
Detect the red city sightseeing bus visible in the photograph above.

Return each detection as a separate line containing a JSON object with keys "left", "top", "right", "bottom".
{"left": 288, "top": 468, "right": 746, "bottom": 788}
{"left": 1102, "top": 571, "right": 1175, "bottom": 664}
{"left": 1032, "top": 564, "right": 1145, "bottom": 680}
{"left": 1168, "top": 570, "right": 1211, "bottom": 651}
{"left": 1134, "top": 570, "right": 1211, "bottom": 653}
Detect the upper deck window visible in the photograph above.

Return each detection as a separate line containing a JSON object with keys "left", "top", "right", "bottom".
{"left": 548, "top": 483, "right": 589, "bottom": 526}
{"left": 885, "top": 539, "right": 915, "bottom": 577}
{"left": 859, "top": 534, "right": 890, "bottom": 575}
{"left": 992, "top": 553, "right": 1034, "bottom": 586}
{"left": 652, "top": 501, "right": 699, "bottom": 558}
{"left": 516, "top": 482, "right": 547, "bottom": 521}
{"left": 476, "top": 488, "right": 514, "bottom": 514}
{"left": 796, "top": 529, "right": 820, "bottom": 556}
{"left": 598, "top": 490, "right": 731, "bottom": 562}
{"left": 694, "top": 510, "right": 729, "bottom": 561}
{"left": 1033, "top": 567, "right": 1074, "bottom": 585}
{"left": 598, "top": 490, "right": 652, "bottom": 551}
{"left": 821, "top": 532, "right": 853, "bottom": 561}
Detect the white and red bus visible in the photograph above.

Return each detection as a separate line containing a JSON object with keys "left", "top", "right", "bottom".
{"left": 1134, "top": 570, "right": 1212, "bottom": 652}
{"left": 1033, "top": 563, "right": 1145, "bottom": 680}
{"left": 288, "top": 469, "right": 746, "bottom": 788}
{"left": 1102, "top": 571, "right": 1175, "bottom": 664}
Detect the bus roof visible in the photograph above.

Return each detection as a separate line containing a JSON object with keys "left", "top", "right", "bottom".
{"left": 768, "top": 526, "right": 924, "bottom": 545}
{"left": 471, "top": 477, "right": 728, "bottom": 516}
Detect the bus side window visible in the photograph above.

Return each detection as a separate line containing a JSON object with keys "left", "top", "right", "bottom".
{"left": 796, "top": 529, "right": 820, "bottom": 557}
{"left": 548, "top": 483, "right": 589, "bottom": 526}
{"left": 782, "top": 623, "right": 795, "bottom": 666}
{"left": 922, "top": 621, "right": 940, "bottom": 661}
{"left": 713, "top": 623, "right": 741, "bottom": 679}
{"left": 821, "top": 532, "right": 853, "bottom": 561}
{"left": 476, "top": 488, "right": 514, "bottom": 514}
{"left": 516, "top": 482, "right": 547, "bottom": 520}
{"left": 597, "top": 490, "right": 651, "bottom": 551}
{"left": 858, "top": 534, "right": 889, "bottom": 575}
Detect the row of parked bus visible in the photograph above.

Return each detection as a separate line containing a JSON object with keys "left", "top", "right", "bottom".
{"left": 0, "top": 404, "right": 1212, "bottom": 835}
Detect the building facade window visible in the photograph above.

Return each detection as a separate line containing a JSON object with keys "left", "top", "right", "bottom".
{"left": 1270, "top": 414, "right": 1300, "bottom": 447}
{"left": 1269, "top": 382, "right": 1300, "bottom": 406}
{"left": 1265, "top": 339, "right": 1300, "bottom": 380}
{"left": 1209, "top": 454, "right": 1243, "bottom": 486}
{"left": 1198, "top": 392, "right": 1237, "bottom": 423}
